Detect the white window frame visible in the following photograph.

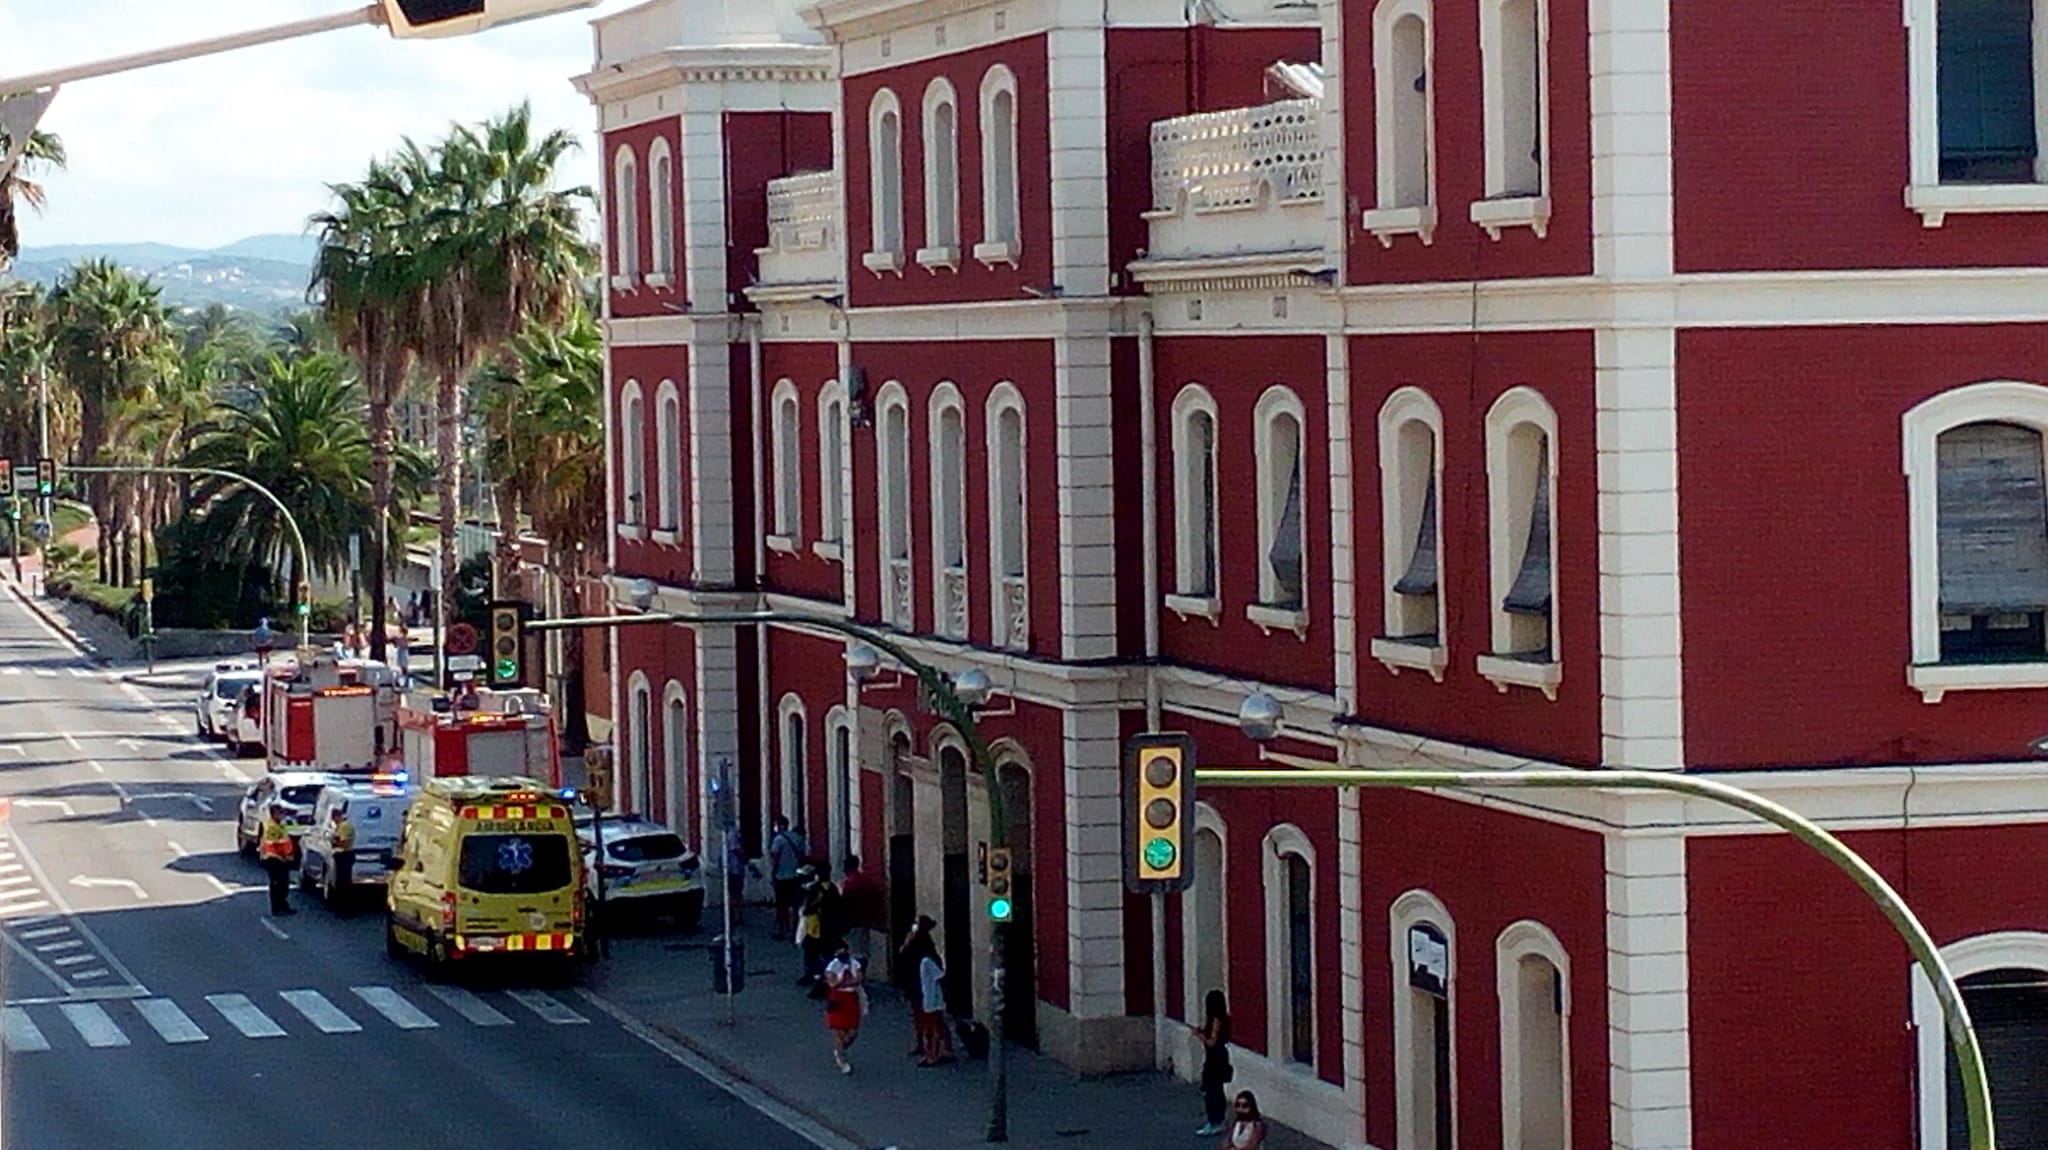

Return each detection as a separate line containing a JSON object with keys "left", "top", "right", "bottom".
{"left": 816, "top": 379, "right": 847, "bottom": 560}
{"left": 662, "top": 681, "right": 691, "bottom": 848}
{"left": 626, "top": 671, "right": 652, "bottom": 816}
{"left": 1391, "top": 889, "right": 1457, "bottom": 1150}
{"left": 1905, "top": 0, "right": 2048, "bottom": 225}
{"left": 1473, "top": 0, "right": 1551, "bottom": 239}
{"left": 1365, "top": 0, "right": 1440, "bottom": 246}
{"left": 1262, "top": 824, "right": 1318, "bottom": 1071}
{"left": 975, "top": 65, "right": 1023, "bottom": 267}
{"left": 647, "top": 137, "right": 676, "bottom": 283}
{"left": 1373, "top": 386, "right": 1449, "bottom": 681}
{"left": 1251, "top": 385, "right": 1310, "bottom": 637}
{"left": 777, "top": 692, "right": 810, "bottom": 828}
{"left": 865, "top": 89, "right": 906, "bottom": 275}
{"left": 1497, "top": 920, "right": 1572, "bottom": 1150}
{"left": 1912, "top": 930, "right": 2048, "bottom": 1150}
{"left": 1480, "top": 386, "right": 1561, "bottom": 698}
{"left": 823, "top": 704, "right": 856, "bottom": 870}
{"left": 1903, "top": 379, "right": 2048, "bottom": 700}
{"left": 770, "top": 378, "right": 802, "bottom": 550}
{"left": 929, "top": 382, "right": 970, "bottom": 641}
{"left": 920, "top": 78, "right": 962, "bottom": 270}
{"left": 877, "top": 382, "right": 915, "bottom": 628}
{"left": 654, "top": 380, "right": 681, "bottom": 539}
{"left": 1181, "top": 803, "right": 1230, "bottom": 1024}
{"left": 1167, "top": 384, "right": 1222, "bottom": 621}
{"left": 619, "top": 379, "right": 646, "bottom": 536}
{"left": 986, "top": 382, "right": 1030, "bottom": 651}
{"left": 612, "top": 145, "right": 641, "bottom": 286}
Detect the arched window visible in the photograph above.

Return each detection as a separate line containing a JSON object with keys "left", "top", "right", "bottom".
{"left": 612, "top": 145, "right": 641, "bottom": 280}
{"left": 977, "top": 66, "right": 1021, "bottom": 263}
{"left": 1483, "top": 388, "right": 1559, "bottom": 685}
{"left": 1263, "top": 825, "right": 1317, "bottom": 1068}
{"left": 1497, "top": 921, "right": 1570, "bottom": 1150}
{"left": 1392, "top": 890, "right": 1456, "bottom": 1150}
{"left": 866, "top": 89, "right": 905, "bottom": 272}
{"left": 877, "top": 384, "right": 914, "bottom": 627}
{"left": 1171, "top": 386, "right": 1220, "bottom": 603}
{"left": 655, "top": 380, "right": 681, "bottom": 534}
{"left": 1912, "top": 931, "right": 2048, "bottom": 1149}
{"left": 663, "top": 683, "right": 691, "bottom": 846}
{"left": 1181, "top": 804, "right": 1228, "bottom": 1023}
{"left": 819, "top": 380, "right": 847, "bottom": 548}
{"left": 627, "top": 673, "right": 652, "bottom": 817}
{"left": 1368, "top": 0, "right": 1438, "bottom": 244}
{"left": 620, "top": 381, "right": 646, "bottom": 528}
{"left": 1376, "top": 387, "right": 1447, "bottom": 676}
{"left": 1481, "top": 0, "right": 1547, "bottom": 200}
{"left": 825, "top": 707, "right": 855, "bottom": 870}
{"left": 987, "top": 384, "right": 1029, "bottom": 650}
{"left": 1254, "top": 387, "right": 1307, "bottom": 614}
{"left": 922, "top": 79, "right": 961, "bottom": 265}
{"left": 648, "top": 138, "right": 677, "bottom": 279}
{"left": 930, "top": 384, "right": 969, "bottom": 640}
{"left": 778, "top": 694, "right": 808, "bottom": 829}
{"left": 771, "top": 379, "right": 801, "bottom": 543}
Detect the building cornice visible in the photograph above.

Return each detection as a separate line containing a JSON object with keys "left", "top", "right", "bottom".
{"left": 574, "top": 44, "right": 835, "bottom": 105}
{"left": 1128, "top": 250, "right": 1335, "bottom": 294}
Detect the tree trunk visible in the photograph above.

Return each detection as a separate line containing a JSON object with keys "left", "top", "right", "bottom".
{"left": 493, "top": 484, "right": 521, "bottom": 603}
{"left": 366, "top": 355, "right": 396, "bottom": 664}
{"left": 436, "top": 365, "right": 461, "bottom": 625}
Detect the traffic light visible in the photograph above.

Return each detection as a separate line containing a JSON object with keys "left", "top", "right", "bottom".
{"left": 379, "top": 0, "right": 597, "bottom": 39}
{"left": 34, "top": 457, "right": 54, "bottom": 497}
{"left": 0, "top": 459, "right": 12, "bottom": 493}
{"left": 986, "top": 846, "right": 1014, "bottom": 923}
{"left": 488, "top": 600, "right": 527, "bottom": 688}
{"left": 295, "top": 580, "right": 311, "bottom": 618}
{"left": 1123, "top": 732, "right": 1196, "bottom": 894}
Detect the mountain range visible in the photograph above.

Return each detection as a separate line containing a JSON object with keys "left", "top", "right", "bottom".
{"left": 4, "top": 234, "right": 319, "bottom": 316}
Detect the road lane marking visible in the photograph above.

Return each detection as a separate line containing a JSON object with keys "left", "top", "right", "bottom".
{"left": 281, "top": 990, "right": 363, "bottom": 1034}
{"left": 134, "top": 999, "right": 208, "bottom": 1044}
{"left": 259, "top": 917, "right": 289, "bottom": 940}
{"left": 60, "top": 733, "right": 79, "bottom": 750}
{"left": 11, "top": 798, "right": 75, "bottom": 816}
{"left": 35, "top": 940, "right": 82, "bottom": 953}
{"left": 67, "top": 876, "right": 147, "bottom": 900}
{"left": 0, "top": 888, "right": 49, "bottom": 902}
{"left": 58, "top": 1003, "right": 130, "bottom": 1048}
{"left": 0, "top": 902, "right": 52, "bottom": 917}
{"left": 0, "top": 875, "right": 34, "bottom": 887}
{"left": 2, "top": 1007, "right": 49, "bottom": 1053}
{"left": 0, "top": 667, "right": 16, "bottom": 676}
{"left": 32, "top": 669, "right": 54, "bottom": 679}
{"left": 18, "top": 927, "right": 67, "bottom": 940}
{"left": 350, "top": 986, "right": 437, "bottom": 1030}
{"left": 70, "top": 969, "right": 108, "bottom": 980}
{"left": 52, "top": 954, "right": 95, "bottom": 967}
{"left": 0, "top": 863, "right": 26, "bottom": 874}
{"left": 422, "top": 984, "right": 513, "bottom": 1027}
{"left": 206, "top": 994, "right": 286, "bottom": 1038}
{"left": 505, "top": 989, "right": 588, "bottom": 1025}
{"left": 66, "top": 668, "right": 88, "bottom": 678}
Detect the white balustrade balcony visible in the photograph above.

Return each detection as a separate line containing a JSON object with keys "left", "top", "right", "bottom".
{"left": 998, "top": 574, "right": 1029, "bottom": 652}
{"left": 885, "top": 557, "right": 914, "bottom": 630}
{"left": 938, "top": 567, "right": 968, "bottom": 640}
{"left": 756, "top": 172, "right": 844, "bottom": 290}
{"left": 1142, "top": 98, "right": 1326, "bottom": 263}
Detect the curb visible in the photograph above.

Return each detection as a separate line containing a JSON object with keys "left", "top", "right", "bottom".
{"left": 645, "top": 1016, "right": 875, "bottom": 1146}
{"left": 2, "top": 579, "right": 110, "bottom": 665}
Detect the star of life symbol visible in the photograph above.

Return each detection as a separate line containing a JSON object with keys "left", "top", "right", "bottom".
{"left": 498, "top": 837, "right": 534, "bottom": 874}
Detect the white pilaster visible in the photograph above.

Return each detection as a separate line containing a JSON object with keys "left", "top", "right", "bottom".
{"left": 679, "top": 102, "right": 730, "bottom": 310}
{"left": 1605, "top": 817, "right": 1692, "bottom": 1150}
{"left": 689, "top": 339, "right": 738, "bottom": 586}
{"left": 1055, "top": 334, "right": 1117, "bottom": 661}
{"left": 1063, "top": 706, "right": 1126, "bottom": 1018}
{"left": 1045, "top": 24, "right": 1109, "bottom": 296}
{"left": 1337, "top": 786, "right": 1368, "bottom": 1147}
{"left": 696, "top": 626, "right": 743, "bottom": 854}
{"left": 1326, "top": 333, "right": 1357, "bottom": 709}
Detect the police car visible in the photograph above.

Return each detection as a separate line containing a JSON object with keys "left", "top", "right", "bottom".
{"left": 193, "top": 663, "right": 261, "bottom": 741}
{"left": 234, "top": 771, "right": 342, "bottom": 861}
{"left": 298, "top": 776, "right": 417, "bottom": 909}
{"left": 576, "top": 817, "right": 703, "bottom": 929}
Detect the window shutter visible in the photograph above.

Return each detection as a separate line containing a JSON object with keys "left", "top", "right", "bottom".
{"left": 1947, "top": 970, "right": 2048, "bottom": 1150}
{"left": 1503, "top": 454, "right": 1552, "bottom": 616}
{"left": 1938, "top": 0, "right": 2038, "bottom": 175}
{"left": 1269, "top": 456, "right": 1304, "bottom": 607}
{"left": 1393, "top": 476, "right": 1439, "bottom": 596}
{"left": 1937, "top": 423, "right": 2048, "bottom": 613}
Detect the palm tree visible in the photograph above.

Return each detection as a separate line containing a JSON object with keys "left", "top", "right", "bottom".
{"left": 0, "top": 128, "right": 64, "bottom": 276}
{"left": 0, "top": 283, "right": 71, "bottom": 467}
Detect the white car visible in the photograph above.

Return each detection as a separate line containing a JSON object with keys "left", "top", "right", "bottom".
{"left": 235, "top": 771, "right": 342, "bottom": 861}
{"left": 193, "top": 664, "right": 261, "bottom": 741}
{"left": 576, "top": 817, "right": 704, "bottom": 929}
{"left": 223, "top": 681, "right": 266, "bottom": 757}
{"left": 297, "top": 778, "right": 418, "bottom": 908}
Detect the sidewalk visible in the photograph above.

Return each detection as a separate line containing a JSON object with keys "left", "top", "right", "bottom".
{"left": 584, "top": 910, "right": 1337, "bottom": 1150}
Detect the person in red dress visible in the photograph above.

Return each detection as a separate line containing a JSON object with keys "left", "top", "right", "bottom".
{"left": 823, "top": 939, "right": 867, "bottom": 1074}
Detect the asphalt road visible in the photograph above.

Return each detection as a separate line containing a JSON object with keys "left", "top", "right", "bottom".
{"left": 0, "top": 588, "right": 814, "bottom": 1150}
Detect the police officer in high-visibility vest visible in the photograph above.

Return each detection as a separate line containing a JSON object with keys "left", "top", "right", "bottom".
{"left": 330, "top": 801, "right": 356, "bottom": 894}
{"left": 258, "top": 802, "right": 296, "bottom": 916}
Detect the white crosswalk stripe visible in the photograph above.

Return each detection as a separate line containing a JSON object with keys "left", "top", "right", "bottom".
{"left": 58, "top": 1003, "right": 129, "bottom": 1048}
{"left": 0, "top": 667, "right": 17, "bottom": 676}
{"left": 32, "top": 669, "right": 54, "bottom": 678}
{"left": 422, "top": 984, "right": 513, "bottom": 1027}
{"left": 66, "top": 668, "right": 88, "bottom": 678}
{"left": 280, "top": 990, "right": 362, "bottom": 1034}
{"left": 134, "top": 999, "right": 208, "bottom": 1045}
{"left": 3, "top": 1007, "right": 49, "bottom": 1052}
{"left": 1, "top": 903, "right": 53, "bottom": 916}
{"left": 350, "top": 986, "right": 436, "bottom": 1030}
{"left": 505, "top": 989, "right": 588, "bottom": 1025}
{"left": 206, "top": 993, "right": 286, "bottom": 1039}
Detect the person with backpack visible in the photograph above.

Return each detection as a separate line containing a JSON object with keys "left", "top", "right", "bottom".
{"left": 769, "top": 816, "right": 807, "bottom": 939}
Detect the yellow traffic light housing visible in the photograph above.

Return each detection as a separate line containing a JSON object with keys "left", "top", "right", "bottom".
{"left": 488, "top": 600, "right": 527, "bottom": 688}
{"left": 34, "top": 457, "right": 54, "bottom": 497}
{"left": 987, "top": 846, "right": 1014, "bottom": 922}
{"left": 1123, "top": 732, "right": 1195, "bottom": 894}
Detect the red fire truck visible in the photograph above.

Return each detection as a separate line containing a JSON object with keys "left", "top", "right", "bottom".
{"left": 393, "top": 686, "right": 560, "bottom": 786}
{"left": 260, "top": 651, "right": 405, "bottom": 772}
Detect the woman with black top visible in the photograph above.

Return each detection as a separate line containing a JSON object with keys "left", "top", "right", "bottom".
{"left": 1195, "top": 989, "right": 1233, "bottom": 1136}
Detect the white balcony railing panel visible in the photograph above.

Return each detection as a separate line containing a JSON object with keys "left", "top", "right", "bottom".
{"left": 939, "top": 567, "right": 968, "bottom": 640}
{"left": 886, "top": 558, "right": 914, "bottom": 630}
{"left": 756, "top": 171, "right": 844, "bottom": 287}
{"left": 1144, "top": 98, "right": 1326, "bottom": 262}
{"left": 999, "top": 575, "right": 1029, "bottom": 651}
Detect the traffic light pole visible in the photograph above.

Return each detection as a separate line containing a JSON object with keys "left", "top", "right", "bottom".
{"left": 66, "top": 465, "right": 315, "bottom": 650}
{"left": 530, "top": 607, "right": 1016, "bottom": 1141}
{"left": 1194, "top": 765, "right": 1996, "bottom": 1150}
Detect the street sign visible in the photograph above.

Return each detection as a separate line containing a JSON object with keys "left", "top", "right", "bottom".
{"left": 446, "top": 621, "right": 478, "bottom": 657}
{"left": 582, "top": 745, "right": 615, "bottom": 810}
{"left": 139, "top": 578, "right": 153, "bottom": 603}
{"left": 445, "top": 653, "right": 482, "bottom": 673}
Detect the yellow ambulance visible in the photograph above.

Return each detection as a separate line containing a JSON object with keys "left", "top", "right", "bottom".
{"left": 385, "top": 775, "right": 584, "bottom": 972}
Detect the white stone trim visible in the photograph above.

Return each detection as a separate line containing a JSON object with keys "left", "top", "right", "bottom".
{"left": 1254, "top": 384, "right": 1310, "bottom": 615}
{"left": 1044, "top": 34, "right": 1107, "bottom": 294}
{"left": 1904, "top": 0, "right": 2048, "bottom": 226}
{"left": 1368, "top": 0, "right": 1438, "bottom": 243}
{"left": 655, "top": 378, "right": 683, "bottom": 533}
{"left": 1496, "top": 920, "right": 1572, "bottom": 1150}
{"left": 1588, "top": 0, "right": 1673, "bottom": 281}
{"left": 928, "top": 381, "right": 971, "bottom": 640}
{"left": 1327, "top": 334, "right": 1357, "bottom": 708}
{"left": 613, "top": 143, "right": 642, "bottom": 280}
{"left": 1902, "top": 379, "right": 2048, "bottom": 697}
{"left": 620, "top": 378, "right": 647, "bottom": 528}
{"left": 1181, "top": 802, "right": 1230, "bottom": 1023}
{"left": 1912, "top": 930, "right": 2048, "bottom": 1150}
{"left": 1263, "top": 823, "right": 1320, "bottom": 1070}
{"left": 1372, "top": 637, "right": 1449, "bottom": 681}
{"left": 876, "top": 380, "right": 914, "bottom": 628}
{"left": 1605, "top": 827, "right": 1691, "bottom": 1150}
{"left": 980, "top": 63, "right": 1024, "bottom": 255}
{"left": 1476, "top": 0, "right": 1550, "bottom": 227}
{"left": 647, "top": 135, "right": 677, "bottom": 278}
{"left": 1483, "top": 386, "right": 1559, "bottom": 674}
{"left": 1170, "top": 383, "right": 1221, "bottom": 600}
{"left": 662, "top": 679, "right": 692, "bottom": 846}
{"left": 1390, "top": 888, "right": 1457, "bottom": 1150}
{"left": 1055, "top": 335, "right": 1118, "bottom": 660}
{"left": 777, "top": 691, "right": 810, "bottom": 825}
{"left": 1596, "top": 324, "right": 1682, "bottom": 769}
{"left": 985, "top": 382, "right": 1031, "bottom": 651}
{"left": 771, "top": 378, "right": 803, "bottom": 541}
{"left": 695, "top": 625, "right": 743, "bottom": 859}
{"left": 923, "top": 76, "right": 963, "bottom": 255}
{"left": 818, "top": 377, "right": 847, "bottom": 545}
{"left": 1063, "top": 707, "right": 1127, "bottom": 1018}
{"left": 868, "top": 86, "right": 905, "bottom": 261}
{"left": 1378, "top": 386, "right": 1447, "bottom": 654}
{"left": 823, "top": 703, "right": 857, "bottom": 870}
{"left": 626, "top": 671, "right": 653, "bottom": 816}
{"left": 1336, "top": 786, "right": 1367, "bottom": 1145}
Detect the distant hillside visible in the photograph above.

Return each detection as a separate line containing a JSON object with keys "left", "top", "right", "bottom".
{"left": 4, "top": 234, "right": 317, "bottom": 316}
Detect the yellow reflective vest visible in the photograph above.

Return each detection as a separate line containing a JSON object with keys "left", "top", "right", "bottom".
{"left": 258, "top": 814, "right": 293, "bottom": 861}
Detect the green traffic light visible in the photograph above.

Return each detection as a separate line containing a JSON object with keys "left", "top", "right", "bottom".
{"left": 1142, "top": 836, "right": 1176, "bottom": 871}
{"left": 495, "top": 657, "right": 518, "bottom": 681}
{"left": 295, "top": 601, "right": 310, "bottom": 617}
{"left": 988, "top": 897, "right": 1012, "bottom": 920}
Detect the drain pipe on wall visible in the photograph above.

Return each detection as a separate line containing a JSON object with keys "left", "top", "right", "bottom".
{"left": 749, "top": 314, "right": 774, "bottom": 849}
{"left": 1138, "top": 308, "right": 1170, "bottom": 1070}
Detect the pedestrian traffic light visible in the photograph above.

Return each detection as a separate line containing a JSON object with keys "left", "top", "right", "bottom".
{"left": 1123, "top": 732, "right": 1195, "bottom": 894}
{"left": 488, "top": 600, "right": 526, "bottom": 687}
{"left": 379, "top": 0, "right": 597, "bottom": 39}
{"left": 34, "top": 457, "right": 54, "bottom": 497}
{"left": 986, "top": 846, "right": 1014, "bottom": 923}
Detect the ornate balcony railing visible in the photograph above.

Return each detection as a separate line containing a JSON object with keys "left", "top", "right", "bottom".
{"left": 939, "top": 567, "right": 968, "bottom": 640}
{"left": 886, "top": 557, "right": 914, "bottom": 629}
{"left": 1150, "top": 98, "right": 1322, "bottom": 214}
{"left": 998, "top": 575, "right": 1029, "bottom": 651}
{"left": 757, "top": 171, "right": 843, "bottom": 288}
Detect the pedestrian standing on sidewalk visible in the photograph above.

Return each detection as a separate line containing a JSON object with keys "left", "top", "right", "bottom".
{"left": 898, "top": 915, "right": 933, "bottom": 1056}
{"left": 1194, "top": 989, "right": 1234, "bottom": 1135}
{"left": 913, "top": 927, "right": 954, "bottom": 1066}
{"left": 769, "top": 816, "right": 807, "bottom": 940}
{"left": 823, "top": 940, "right": 867, "bottom": 1074}
{"left": 258, "top": 803, "right": 296, "bottom": 917}
{"left": 1221, "top": 1091, "right": 1267, "bottom": 1150}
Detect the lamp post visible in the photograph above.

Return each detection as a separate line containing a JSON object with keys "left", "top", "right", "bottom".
{"left": 534, "top": 600, "right": 1015, "bottom": 1142}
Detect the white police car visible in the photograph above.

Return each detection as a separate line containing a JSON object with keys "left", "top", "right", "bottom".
{"left": 193, "top": 663, "right": 261, "bottom": 741}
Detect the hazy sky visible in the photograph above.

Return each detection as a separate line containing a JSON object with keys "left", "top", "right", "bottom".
{"left": 1, "top": 1, "right": 637, "bottom": 249}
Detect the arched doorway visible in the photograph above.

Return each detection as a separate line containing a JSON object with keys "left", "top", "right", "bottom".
{"left": 939, "top": 744, "right": 973, "bottom": 1017}
{"left": 887, "top": 732, "right": 916, "bottom": 984}
{"left": 998, "top": 760, "right": 1036, "bottom": 1047}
